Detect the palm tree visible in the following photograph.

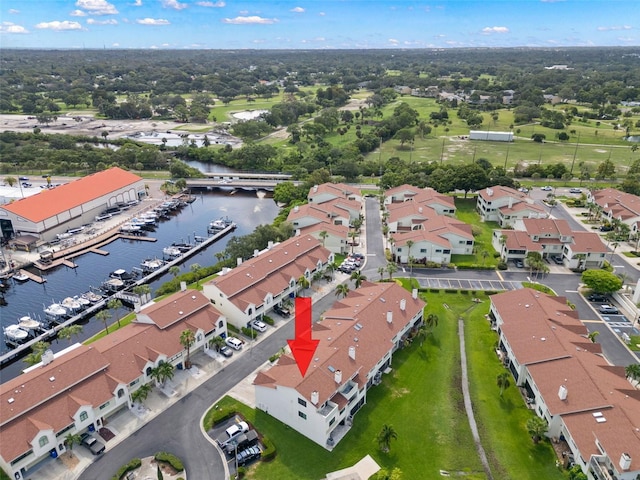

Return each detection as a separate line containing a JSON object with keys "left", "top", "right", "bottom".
{"left": 386, "top": 262, "right": 398, "bottom": 281}
{"left": 426, "top": 313, "right": 439, "bottom": 331}
{"left": 496, "top": 372, "right": 511, "bottom": 397}
{"left": 376, "top": 424, "right": 398, "bottom": 453}
{"left": 405, "top": 240, "right": 414, "bottom": 276}
{"left": 107, "top": 298, "right": 123, "bottom": 328}
{"left": 325, "top": 261, "right": 337, "bottom": 280}
{"left": 414, "top": 323, "right": 428, "bottom": 348}
{"left": 179, "top": 329, "right": 196, "bottom": 368}
{"left": 377, "top": 266, "right": 385, "bottom": 281}
{"left": 95, "top": 309, "right": 111, "bottom": 335}
{"left": 335, "top": 283, "right": 350, "bottom": 299}
{"left": 297, "top": 275, "right": 310, "bottom": 293}
{"left": 609, "top": 241, "right": 619, "bottom": 263}
{"left": 481, "top": 250, "right": 489, "bottom": 266}
{"left": 526, "top": 416, "right": 548, "bottom": 444}
{"left": 58, "top": 324, "right": 83, "bottom": 344}
{"left": 587, "top": 331, "right": 600, "bottom": 343}
{"left": 32, "top": 340, "right": 50, "bottom": 355}
{"left": 132, "top": 284, "right": 152, "bottom": 303}
{"left": 64, "top": 432, "right": 82, "bottom": 455}
{"left": 625, "top": 363, "right": 640, "bottom": 383}
{"left": 169, "top": 265, "right": 180, "bottom": 278}
{"left": 348, "top": 230, "right": 357, "bottom": 253}
{"left": 350, "top": 270, "right": 367, "bottom": 289}
{"left": 150, "top": 361, "right": 174, "bottom": 387}
{"left": 23, "top": 352, "right": 43, "bottom": 367}
{"left": 190, "top": 262, "right": 202, "bottom": 286}
{"left": 131, "top": 383, "right": 152, "bottom": 405}
{"left": 209, "top": 336, "right": 225, "bottom": 352}
{"left": 319, "top": 230, "right": 328, "bottom": 247}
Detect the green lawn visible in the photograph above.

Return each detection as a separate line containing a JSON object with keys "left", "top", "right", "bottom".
{"left": 453, "top": 198, "right": 500, "bottom": 268}
{"left": 208, "top": 290, "right": 564, "bottom": 480}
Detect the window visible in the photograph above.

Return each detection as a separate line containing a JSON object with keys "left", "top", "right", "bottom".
{"left": 397, "top": 248, "right": 402, "bottom": 252}
{"left": 117, "top": 389, "right": 125, "bottom": 398}
{"left": 79, "top": 411, "right": 88, "bottom": 422}
{"left": 443, "top": 249, "right": 451, "bottom": 254}
{"left": 420, "top": 248, "right": 426, "bottom": 253}
{"left": 329, "top": 417, "right": 336, "bottom": 426}
{"left": 298, "top": 411, "right": 307, "bottom": 420}
{"left": 467, "top": 241, "right": 473, "bottom": 245}
{"left": 298, "top": 398, "right": 307, "bottom": 407}
{"left": 435, "top": 249, "right": 442, "bottom": 253}
{"left": 38, "top": 436, "right": 49, "bottom": 448}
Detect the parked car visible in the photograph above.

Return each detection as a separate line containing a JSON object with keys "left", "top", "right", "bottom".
{"left": 236, "top": 445, "right": 261, "bottom": 466}
{"left": 18, "top": 176, "right": 29, "bottom": 181}
{"left": 21, "top": 182, "right": 32, "bottom": 188}
{"left": 219, "top": 421, "right": 249, "bottom": 446}
{"left": 599, "top": 225, "right": 614, "bottom": 232}
{"left": 251, "top": 319, "right": 267, "bottom": 333}
{"left": 598, "top": 304, "right": 619, "bottom": 315}
{"left": 225, "top": 336, "right": 243, "bottom": 351}
{"left": 224, "top": 430, "right": 259, "bottom": 455}
{"left": 518, "top": 187, "right": 529, "bottom": 193}
{"left": 219, "top": 345, "right": 233, "bottom": 358}
{"left": 551, "top": 256, "right": 564, "bottom": 265}
{"left": 514, "top": 259, "right": 524, "bottom": 268}
{"left": 273, "top": 304, "right": 290, "bottom": 317}
{"left": 80, "top": 433, "right": 106, "bottom": 455}
{"left": 587, "top": 293, "right": 609, "bottom": 303}
{"left": 569, "top": 188, "right": 582, "bottom": 194}
{"left": 541, "top": 186, "right": 553, "bottom": 191}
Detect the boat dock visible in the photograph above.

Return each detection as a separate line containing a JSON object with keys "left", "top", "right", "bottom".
{"left": 0, "top": 223, "right": 236, "bottom": 367}
{"left": 17, "top": 269, "right": 46, "bottom": 284}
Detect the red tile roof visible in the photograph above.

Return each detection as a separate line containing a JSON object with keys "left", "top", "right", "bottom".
{"left": 569, "top": 231, "right": 607, "bottom": 253}
{"left": 522, "top": 218, "right": 573, "bottom": 236}
{"left": 1, "top": 167, "right": 142, "bottom": 223}
{"left": 478, "top": 185, "right": 524, "bottom": 201}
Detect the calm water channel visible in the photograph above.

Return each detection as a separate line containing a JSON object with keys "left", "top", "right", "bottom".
{"left": 0, "top": 162, "right": 280, "bottom": 381}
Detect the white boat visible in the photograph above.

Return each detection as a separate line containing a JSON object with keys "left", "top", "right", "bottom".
{"left": 81, "top": 291, "right": 103, "bottom": 303}
{"left": 74, "top": 295, "right": 91, "bottom": 309}
{"left": 61, "top": 297, "right": 83, "bottom": 315}
{"left": 44, "top": 302, "right": 68, "bottom": 322}
{"left": 13, "top": 272, "right": 29, "bottom": 283}
{"left": 120, "top": 223, "right": 141, "bottom": 233}
{"left": 140, "top": 257, "right": 164, "bottom": 273}
{"left": 102, "top": 278, "right": 124, "bottom": 292}
{"left": 162, "top": 246, "right": 182, "bottom": 258}
{"left": 208, "top": 217, "right": 235, "bottom": 233}
{"left": 4, "top": 324, "right": 29, "bottom": 343}
{"left": 18, "top": 315, "right": 45, "bottom": 332}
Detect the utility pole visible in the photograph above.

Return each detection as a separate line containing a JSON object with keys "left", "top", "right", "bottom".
{"left": 504, "top": 141, "right": 511, "bottom": 170}
{"left": 570, "top": 132, "right": 580, "bottom": 175}
{"left": 440, "top": 138, "right": 445, "bottom": 164}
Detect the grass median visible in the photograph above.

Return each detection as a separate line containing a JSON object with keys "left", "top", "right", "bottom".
{"left": 207, "top": 289, "right": 563, "bottom": 480}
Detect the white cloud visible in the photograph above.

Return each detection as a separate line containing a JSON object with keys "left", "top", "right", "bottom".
{"left": 597, "top": 25, "right": 632, "bottom": 31}
{"left": 8, "top": 9, "right": 19, "bottom": 14}
{"left": 87, "top": 18, "right": 118, "bottom": 25}
{"left": 132, "top": 0, "right": 142, "bottom": 5}
{"left": 0, "top": 22, "right": 29, "bottom": 34}
{"left": 388, "top": 38, "right": 399, "bottom": 45}
{"left": 481, "top": 26, "right": 509, "bottom": 34}
{"left": 75, "top": 0, "right": 118, "bottom": 15}
{"left": 70, "top": 10, "right": 87, "bottom": 16}
{"left": 161, "top": 0, "right": 187, "bottom": 10}
{"left": 36, "top": 20, "right": 83, "bottom": 30}
{"left": 196, "top": 1, "right": 225, "bottom": 6}
{"left": 291, "top": 7, "right": 304, "bottom": 13}
{"left": 112, "top": 42, "right": 119, "bottom": 46}
{"left": 136, "top": 17, "right": 170, "bottom": 25}
{"left": 222, "top": 16, "right": 278, "bottom": 25}
{"left": 319, "top": 12, "right": 325, "bottom": 16}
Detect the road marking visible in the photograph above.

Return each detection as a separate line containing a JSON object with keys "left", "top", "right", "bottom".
{"left": 496, "top": 271, "right": 504, "bottom": 281}
{"left": 565, "top": 290, "right": 578, "bottom": 293}
{"left": 581, "top": 319, "right": 604, "bottom": 323}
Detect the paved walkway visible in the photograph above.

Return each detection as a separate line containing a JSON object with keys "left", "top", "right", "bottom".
{"left": 458, "top": 317, "right": 494, "bottom": 480}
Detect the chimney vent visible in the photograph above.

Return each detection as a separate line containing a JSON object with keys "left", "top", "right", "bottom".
{"left": 558, "top": 385, "right": 568, "bottom": 401}
{"left": 348, "top": 346, "right": 356, "bottom": 360}
{"left": 253, "top": 249, "right": 259, "bottom": 257}
{"left": 412, "top": 289, "right": 418, "bottom": 299}
{"left": 311, "top": 391, "right": 319, "bottom": 405}
{"left": 386, "top": 311, "right": 393, "bottom": 324}
{"left": 620, "top": 453, "right": 631, "bottom": 471}
{"left": 180, "top": 281, "right": 187, "bottom": 292}
{"left": 400, "top": 299, "right": 406, "bottom": 311}
{"left": 237, "top": 257, "right": 243, "bottom": 266}
{"left": 294, "top": 205, "right": 299, "bottom": 212}
{"left": 268, "top": 240, "right": 274, "bottom": 249}
{"left": 334, "top": 370, "right": 342, "bottom": 384}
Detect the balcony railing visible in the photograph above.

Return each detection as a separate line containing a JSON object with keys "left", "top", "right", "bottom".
{"left": 590, "top": 457, "right": 614, "bottom": 480}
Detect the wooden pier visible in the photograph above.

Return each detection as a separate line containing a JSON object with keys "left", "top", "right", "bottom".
{"left": 119, "top": 234, "right": 157, "bottom": 242}
{"left": 89, "top": 248, "right": 110, "bottom": 256}
{"left": 17, "top": 269, "right": 46, "bottom": 284}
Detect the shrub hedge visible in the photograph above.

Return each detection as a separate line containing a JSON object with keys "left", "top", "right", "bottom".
{"left": 112, "top": 458, "right": 142, "bottom": 480}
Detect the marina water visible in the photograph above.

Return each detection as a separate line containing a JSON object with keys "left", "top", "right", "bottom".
{"left": 0, "top": 188, "right": 280, "bottom": 381}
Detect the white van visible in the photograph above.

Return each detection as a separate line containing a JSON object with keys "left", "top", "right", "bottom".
{"left": 225, "top": 336, "right": 243, "bottom": 350}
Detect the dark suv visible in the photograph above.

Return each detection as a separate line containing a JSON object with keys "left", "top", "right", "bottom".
{"left": 80, "top": 432, "right": 106, "bottom": 455}
{"left": 587, "top": 293, "right": 608, "bottom": 303}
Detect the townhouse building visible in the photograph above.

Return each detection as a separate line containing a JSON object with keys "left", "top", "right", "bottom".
{"left": 254, "top": 282, "right": 425, "bottom": 449}
{"left": 489, "top": 289, "right": 640, "bottom": 480}
{"left": 0, "top": 289, "right": 226, "bottom": 480}
{"left": 587, "top": 188, "right": 640, "bottom": 234}
{"left": 476, "top": 185, "right": 546, "bottom": 226}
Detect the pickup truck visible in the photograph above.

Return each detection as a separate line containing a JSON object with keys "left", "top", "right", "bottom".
{"left": 81, "top": 432, "right": 106, "bottom": 455}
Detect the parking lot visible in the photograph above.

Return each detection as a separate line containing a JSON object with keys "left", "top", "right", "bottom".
{"left": 599, "top": 314, "right": 640, "bottom": 340}
{"left": 207, "top": 415, "right": 262, "bottom": 477}
{"left": 417, "top": 277, "right": 523, "bottom": 291}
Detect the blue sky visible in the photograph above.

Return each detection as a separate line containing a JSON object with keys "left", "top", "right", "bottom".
{"left": 1, "top": 0, "right": 637, "bottom": 49}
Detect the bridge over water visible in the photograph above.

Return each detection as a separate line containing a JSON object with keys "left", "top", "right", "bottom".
{"left": 186, "top": 172, "right": 299, "bottom": 191}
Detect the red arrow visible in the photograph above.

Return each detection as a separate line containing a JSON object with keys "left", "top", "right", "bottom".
{"left": 287, "top": 297, "right": 319, "bottom": 377}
